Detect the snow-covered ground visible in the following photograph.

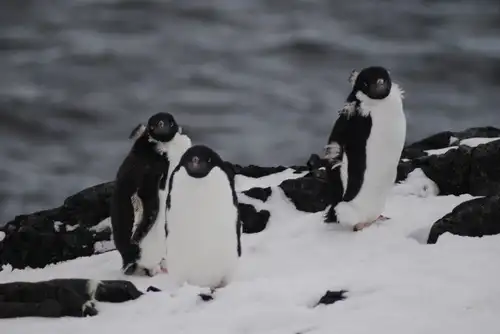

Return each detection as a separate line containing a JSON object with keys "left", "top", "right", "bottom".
{"left": 1, "top": 169, "right": 500, "bottom": 334}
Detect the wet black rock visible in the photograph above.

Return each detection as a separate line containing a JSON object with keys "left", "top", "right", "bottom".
{"left": 243, "top": 187, "right": 272, "bottom": 202}
{"left": 279, "top": 174, "right": 332, "bottom": 213}
{"left": 316, "top": 290, "right": 348, "bottom": 306}
{"left": 224, "top": 162, "right": 308, "bottom": 178}
{"left": 238, "top": 203, "right": 271, "bottom": 234}
{"left": 427, "top": 195, "right": 500, "bottom": 244}
{"left": 400, "top": 139, "right": 500, "bottom": 196}
{"left": 401, "top": 126, "right": 500, "bottom": 160}
{"left": 0, "top": 278, "right": 144, "bottom": 318}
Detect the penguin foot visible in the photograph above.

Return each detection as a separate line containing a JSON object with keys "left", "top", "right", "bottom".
{"left": 353, "top": 215, "right": 390, "bottom": 232}
{"left": 323, "top": 205, "right": 339, "bottom": 224}
{"left": 353, "top": 221, "right": 374, "bottom": 232}
{"left": 123, "top": 262, "right": 162, "bottom": 277}
{"left": 122, "top": 262, "right": 138, "bottom": 276}
{"left": 159, "top": 258, "right": 168, "bottom": 273}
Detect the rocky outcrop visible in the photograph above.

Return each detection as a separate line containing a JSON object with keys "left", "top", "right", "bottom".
{"left": 401, "top": 126, "right": 500, "bottom": 160}
{"left": 399, "top": 138, "right": 500, "bottom": 196}
{"left": 0, "top": 278, "right": 148, "bottom": 318}
{"left": 1, "top": 126, "right": 500, "bottom": 271}
{"left": 316, "top": 290, "right": 348, "bottom": 306}
{"left": 427, "top": 195, "right": 500, "bottom": 244}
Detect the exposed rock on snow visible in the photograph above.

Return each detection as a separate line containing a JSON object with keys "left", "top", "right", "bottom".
{"left": 401, "top": 126, "right": 500, "bottom": 159}
{"left": 427, "top": 195, "right": 500, "bottom": 244}
{"left": 316, "top": 290, "right": 348, "bottom": 306}
{"left": 0, "top": 278, "right": 145, "bottom": 318}
{"left": 399, "top": 138, "right": 500, "bottom": 196}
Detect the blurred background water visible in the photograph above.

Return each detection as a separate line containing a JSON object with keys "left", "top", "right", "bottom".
{"left": 0, "top": 0, "right": 499, "bottom": 223}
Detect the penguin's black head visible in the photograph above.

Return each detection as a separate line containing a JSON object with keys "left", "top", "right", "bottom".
{"left": 146, "top": 112, "right": 179, "bottom": 143}
{"left": 180, "top": 145, "right": 224, "bottom": 178}
{"left": 353, "top": 66, "right": 392, "bottom": 100}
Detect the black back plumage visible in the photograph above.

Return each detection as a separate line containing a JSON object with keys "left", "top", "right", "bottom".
{"left": 323, "top": 66, "right": 392, "bottom": 223}
{"left": 111, "top": 116, "right": 174, "bottom": 271}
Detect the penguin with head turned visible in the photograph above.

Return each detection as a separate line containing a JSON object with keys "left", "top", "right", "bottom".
{"left": 165, "top": 144, "right": 241, "bottom": 290}
{"left": 111, "top": 112, "right": 191, "bottom": 276}
{"left": 322, "top": 66, "right": 406, "bottom": 231}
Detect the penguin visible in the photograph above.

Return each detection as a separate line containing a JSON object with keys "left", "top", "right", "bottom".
{"left": 322, "top": 66, "right": 406, "bottom": 231}
{"left": 111, "top": 112, "right": 192, "bottom": 276}
{"left": 165, "top": 144, "right": 241, "bottom": 290}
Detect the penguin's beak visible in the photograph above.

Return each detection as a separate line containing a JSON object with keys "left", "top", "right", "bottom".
{"left": 371, "top": 78, "right": 389, "bottom": 96}
{"left": 186, "top": 156, "right": 210, "bottom": 178}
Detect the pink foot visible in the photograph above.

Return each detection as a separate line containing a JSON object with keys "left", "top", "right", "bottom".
{"left": 353, "top": 215, "right": 390, "bottom": 231}
{"left": 353, "top": 221, "right": 374, "bottom": 232}
{"left": 159, "top": 258, "right": 168, "bottom": 273}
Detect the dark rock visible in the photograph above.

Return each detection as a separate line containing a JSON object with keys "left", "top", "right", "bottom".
{"left": 402, "top": 126, "right": 500, "bottom": 159}
{"left": 469, "top": 141, "right": 500, "bottom": 196}
{"left": 279, "top": 175, "right": 332, "bottom": 213}
{"left": 239, "top": 203, "right": 270, "bottom": 234}
{"left": 0, "top": 278, "right": 142, "bottom": 318}
{"left": 0, "top": 219, "right": 111, "bottom": 270}
{"left": 0, "top": 300, "right": 62, "bottom": 318}
{"left": 146, "top": 286, "right": 162, "bottom": 292}
{"left": 402, "top": 139, "right": 500, "bottom": 197}
{"left": 94, "top": 280, "right": 144, "bottom": 303}
{"left": 63, "top": 181, "right": 114, "bottom": 228}
{"left": 402, "top": 131, "right": 454, "bottom": 158}
{"left": 427, "top": 196, "right": 500, "bottom": 244}
{"left": 199, "top": 293, "right": 214, "bottom": 302}
{"left": 243, "top": 187, "right": 272, "bottom": 202}
{"left": 418, "top": 146, "right": 473, "bottom": 196}
{"left": 316, "top": 290, "right": 347, "bottom": 306}
{"left": 455, "top": 126, "right": 500, "bottom": 141}
{"left": 224, "top": 162, "right": 308, "bottom": 178}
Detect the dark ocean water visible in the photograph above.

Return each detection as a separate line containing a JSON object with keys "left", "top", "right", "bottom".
{"left": 1, "top": 0, "right": 499, "bottom": 224}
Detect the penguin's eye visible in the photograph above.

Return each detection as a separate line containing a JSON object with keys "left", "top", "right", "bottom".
{"left": 169, "top": 120, "right": 175, "bottom": 127}
{"left": 207, "top": 158, "right": 212, "bottom": 164}
{"left": 157, "top": 121, "right": 164, "bottom": 128}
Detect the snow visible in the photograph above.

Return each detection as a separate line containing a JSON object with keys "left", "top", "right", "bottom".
{"left": 1, "top": 171, "right": 500, "bottom": 334}
{"left": 53, "top": 221, "right": 63, "bottom": 232}
{"left": 460, "top": 137, "right": 500, "bottom": 147}
{"left": 392, "top": 168, "right": 440, "bottom": 197}
{"left": 425, "top": 136, "right": 500, "bottom": 156}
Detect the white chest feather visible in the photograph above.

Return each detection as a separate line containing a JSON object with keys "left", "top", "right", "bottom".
{"left": 135, "top": 188, "right": 168, "bottom": 268}
{"left": 342, "top": 85, "right": 406, "bottom": 220}
{"left": 166, "top": 167, "right": 239, "bottom": 289}
{"left": 157, "top": 132, "right": 192, "bottom": 189}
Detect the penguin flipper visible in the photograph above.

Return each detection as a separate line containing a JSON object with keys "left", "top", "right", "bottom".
{"left": 131, "top": 174, "right": 162, "bottom": 244}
